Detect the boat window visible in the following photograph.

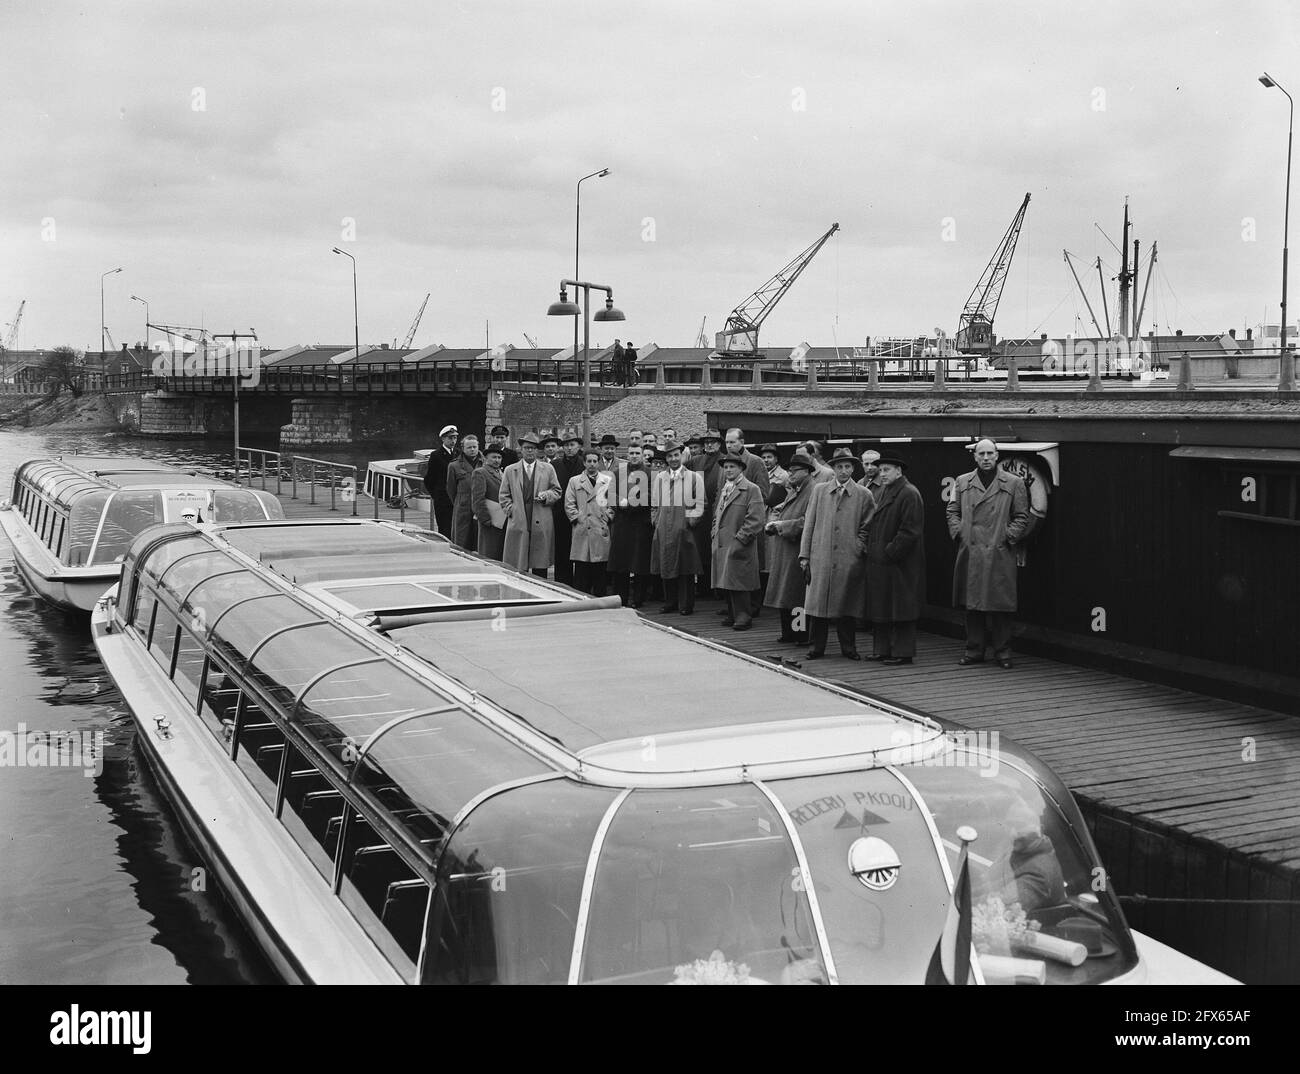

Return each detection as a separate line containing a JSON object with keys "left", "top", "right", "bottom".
{"left": 905, "top": 757, "right": 1138, "bottom": 984}
{"left": 352, "top": 708, "right": 552, "bottom": 853}
{"left": 138, "top": 534, "right": 210, "bottom": 587}
{"left": 65, "top": 493, "right": 111, "bottom": 566}
{"left": 768, "top": 771, "right": 949, "bottom": 984}
{"left": 211, "top": 594, "right": 315, "bottom": 670}
{"left": 50, "top": 513, "right": 66, "bottom": 558}
{"left": 278, "top": 743, "right": 342, "bottom": 881}
{"left": 172, "top": 625, "right": 207, "bottom": 710}
{"left": 337, "top": 812, "right": 424, "bottom": 974}
{"left": 212, "top": 489, "right": 283, "bottom": 522}
{"left": 157, "top": 550, "right": 238, "bottom": 604}
{"left": 199, "top": 656, "right": 241, "bottom": 745}
{"left": 185, "top": 572, "right": 281, "bottom": 637}
{"left": 577, "top": 785, "right": 827, "bottom": 985}
{"left": 248, "top": 622, "right": 365, "bottom": 709}
{"left": 297, "top": 660, "right": 447, "bottom": 763}
{"left": 233, "top": 695, "right": 285, "bottom": 807}
{"left": 90, "top": 491, "right": 164, "bottom": 566}
{"left": 424, "top": 779, "right": 614, "bottom": 984}
{"left": 149, "top": 604, "right": 182, "bottom": 677}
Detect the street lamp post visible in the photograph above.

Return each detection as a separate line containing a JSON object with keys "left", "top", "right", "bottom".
{"left": 131, "top": 295, "right": 149, "bottom": 351}
{"left": 100, "top": 267, "right": 122, "bottom": 379}
{"left": 547, "top": 279, "right": 625, "bottom": 448}
{"left": 574, "top": 168, "right": 610, "bottom": 438}
{"left": 1260, "top": 72, "right": 1294, "bottom": 391}
{"left": 332, "top": 247, "right": 360, "bottom": 360}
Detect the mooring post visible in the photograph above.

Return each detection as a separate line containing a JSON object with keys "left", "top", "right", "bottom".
{"left": 1178, "top": 350, "right": 1195, "bottom": 391}
{"left": 1004, "top": 353, "right": 1020, "bottom": 392}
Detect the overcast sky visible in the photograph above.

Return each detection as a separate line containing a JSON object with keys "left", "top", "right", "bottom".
{"left": 3, "top": 0, "right": 1298, "bottom": 355}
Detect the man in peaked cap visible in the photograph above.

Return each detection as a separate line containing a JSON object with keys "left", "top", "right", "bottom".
{"left": 424, "top": 423, "right": 460, "bottom": 537}
{"left": 487, "top": 424, "right": 520, "bottom": 468}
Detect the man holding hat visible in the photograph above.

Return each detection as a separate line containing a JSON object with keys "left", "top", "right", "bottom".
{"left": 711, "top": 453, "right": 766, "bottom": 629}
{"left": 651, "top": 441, "right": 705, "bottom": 615}
{"left": 799, "top": 448, "right": 875, "bottom": 659}
{"left": 487, "top": 425, "right": 519, "bottom": 468}
{"left": 863, "top": 454, "right": 925, "bottom": 665}
{"left": 946, "top": 438, "right": 1031, "bottom": 669}
{"left": 499, "top": 433, "right": 563, "bottom": 576}
{"left": 424, "top": 424, "right": 460, "bottom": 538}
{"left": 764, "top": 451, "right": 817, "bottom": 645}
{"left": 472, "top": 442, "right": 506, "bottom": 561}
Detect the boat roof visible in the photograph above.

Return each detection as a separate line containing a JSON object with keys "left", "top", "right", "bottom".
{"left": 16, "top": 455, "right": 242, "bottom": 498}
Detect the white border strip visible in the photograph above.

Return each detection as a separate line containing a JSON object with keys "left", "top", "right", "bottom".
{"left": 566, "top": 787, "right": 633, "bottom": 985}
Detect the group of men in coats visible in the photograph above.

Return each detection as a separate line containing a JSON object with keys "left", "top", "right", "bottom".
{"left": 425, "top": 424, "right": 1032, "bottom": 668}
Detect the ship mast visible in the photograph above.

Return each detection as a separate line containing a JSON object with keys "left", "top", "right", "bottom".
{"left": 1117, "top": 198, "right": 1135, "bottom": 338}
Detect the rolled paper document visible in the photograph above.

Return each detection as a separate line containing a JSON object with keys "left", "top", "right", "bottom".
{"left": 978, "top": 954, "right": 1047, "bottom": 985}
{"left": 1012, "top": 930, "right": 1088, "bottom": 967}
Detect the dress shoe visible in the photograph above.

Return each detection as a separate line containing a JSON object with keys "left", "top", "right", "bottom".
{"left": 720, "top": 617, "right": 735, "bottom": 627}
{"left": 957, "top": 655, "right": 986, "bottom": 667}
{"left": 805, "top": 650, "right": 825, "bottom": 660}
{"left": 882, "top": 656, "right": 913, "bottom": 666}
{"left": 865, "top": 654, "right": 888, "bottom": 662}
{"left": 777, "top": 634, "right": 797, "bottom": 643}
{"left": 715, "top": 608, "right": 728, "bottom": 616}
{"left": 842, "top": 651, "right": 862, "bottom": 660}
{"left": 996, "top": 657, "right": 1013, "bottom": 669}
{"left": 732, "top": 621, "right": 753, "bottom": 632}
{"left": 661, "top": 605, "right": 679, "bottom": 615}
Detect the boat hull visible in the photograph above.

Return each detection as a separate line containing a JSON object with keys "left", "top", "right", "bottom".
{"left": 0, "top": 507, "right": 116, "bottom": 612}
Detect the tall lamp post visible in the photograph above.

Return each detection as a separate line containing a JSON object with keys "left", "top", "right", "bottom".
{"left": 547, "top": 279, "right": 625, "bottom": 448}
{"left": 100, "top": 267, "right": 122, "bottom": 378}
{"left": 332, "top": 247, "right": 360, "bottom": 360}
{"left": 131, "top": 295, "right": 149, "bottom": 351}
{"left": 1260, "top": 72, "right": 1294, "bottom": 391}
{"left": 574, "top": 168, "right": 610, "bottom": 435}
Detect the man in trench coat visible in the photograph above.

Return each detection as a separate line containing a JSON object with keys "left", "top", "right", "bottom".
{"left": 499, "top": 433, "right": 562, "bottom": 576}
{"left": 763, "top": 452, "right": 817, "bottom": 646}
{"left": 564, "top": 449, "right": 613, "bottom": 596}
{"left": 864, "top": 455, "right": 925, "bottom": 665}
{"left": 650, "top": 441, "right": 705, "bottom": 615}
{"left": 799, "top": 448, "right": 875, "bottom": 659}
{"left": 711, "top": 454, "right": 766, "bottom": 630}
{"left": 446, "top": 434, "right": 483, "bottom": 551}
{"left": 946, "top": 438, "right": 1031, "bottom": 668}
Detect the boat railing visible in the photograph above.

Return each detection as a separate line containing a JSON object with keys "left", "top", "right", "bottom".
{"left": 236, "top": 446, "right": 284, "bottom": 495}
{"left": 287, "top": 455, "right": 360, "bottom": 516}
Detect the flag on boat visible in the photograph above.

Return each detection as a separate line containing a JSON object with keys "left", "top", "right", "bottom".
{"left": 926, "top": 824, "right": 976, "bottom": 985}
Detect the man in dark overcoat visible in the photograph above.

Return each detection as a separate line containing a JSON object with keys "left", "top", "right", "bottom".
{"left": 471, "top": 444, "right": 506, "bottom": 561}
{"left": 543, "top": 434, "right": 578, "bottom": 586}
{"left": 423, "top": 423, "right": 459, "bottom": 537}
{"left": 763, "top": 452, "right": 816, "bottom": 645}
{"left": 946, "top": 438, "right": 1031, "bottom": 668}
{"left": 864, "top": 455, "right": 925, "bottom": 665}
{"left": 799, "top": 448, "right": 875, "bottom": 659}
{"left": 446, "top": 433, "right": 483, "bottom": 550}
{"left": 607, "top": 444, "right": 654, "bottom": 607}
{"left": 711, "top": 454, "right": 766, "bottom": 630}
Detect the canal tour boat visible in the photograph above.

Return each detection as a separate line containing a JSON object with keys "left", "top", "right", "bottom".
{"left": 0, "top": 456, "right": 284, "bottom": 613}
{"left": 89, "top": 517, "right": 1234, "bottom": 985}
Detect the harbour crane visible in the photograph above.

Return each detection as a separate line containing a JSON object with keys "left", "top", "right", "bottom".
{"left": 148, "top": 322, "right": 210, "bottom": 347}
{"left": 401, "top": 293, "right": 430, "bottom": 348}
{"left": 694, "top": 317, "right": 709, "bottom": 348}
{"left": 1, "top": 299, "right": 25, "bottom": 355}
{"left": 955, "top": 193, "right": 1030, "bottom": 355}
{"left": 522, "top": 332, "right": 541, "bottom": 350}
{"left": 713, "top": 223, "right": 840, "bottom": 357}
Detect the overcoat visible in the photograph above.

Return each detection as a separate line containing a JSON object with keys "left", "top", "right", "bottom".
{"left": 650, "top": 467, "right": 705, "bottom": 578}
{"left": 551, "top": 454, "right": 582, "bottom": 566}
{"left": 470, "top": 465, "right": 504, "bottom": 561}
{"left": 499, "top": 459, "right": 562, "bottom": 571}
{"left": 761, "top": 464, "right": 790, "bottom": 572}
{"left": 607, "top": 463, "right": 654, "bottom": 573}
{"left": 763, "top": 477, "right": 814, "bottom": 610}
{"left": 711, "top": 474, "right": 766, "bottom": 591}
{"left": 945, "top": 468, "right": 1030, "bottom": 612}
{"left": 864, "top": 477, "right": 925, "bottom": 622}
{"left": 799, "top": 479, "right": 874, "bottom": 619}
{"left": 446, "top": 452, "right": 483, "bottom": 549}
{"left": 564, "top": 471, "right": 613, "bottom": 563}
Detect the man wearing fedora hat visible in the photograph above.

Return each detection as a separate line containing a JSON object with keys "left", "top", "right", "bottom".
{"left": 552, "top": 430, "right": 587, "bottom": 586}
{"left": 764, "top": 452, "right": 817, "bottom": 645}
{"left": 499, "top": 433, "right": 563, "bottom": 576}
{"left": 711, "top": 453, "right": 766, "bottom": 630}
{"left": 472, "top": 442, "right": 506, "bottom": 561}
{"left": 651, "top": 440, "right": 705, "bottom": 615}
{"left": 424, "top": 423, "right": 460, "bottom": 537}
{"left": 596, "top": 433, "right": 619, "bottom": 473}
{"left": 863, "top": 454, "right": 925, "bottom": 665}
{"left": 799, "top": 447, "right": 875, "bottom": 659}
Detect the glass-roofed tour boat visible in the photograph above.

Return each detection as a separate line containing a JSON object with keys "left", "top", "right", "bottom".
{"left": 0, "top": 456, "right": 284, "bottom": 612}
{"left": 90, "top": 517, "right": 1234, "bottom": 985}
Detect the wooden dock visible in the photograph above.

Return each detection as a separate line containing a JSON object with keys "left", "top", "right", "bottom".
{"left": 253, "top": 478, "right": 1300, "bottom": 982}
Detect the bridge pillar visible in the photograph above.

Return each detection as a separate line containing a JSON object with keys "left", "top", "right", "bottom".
{"left": 138, "top": 392, "right": 208, "bottom": 437}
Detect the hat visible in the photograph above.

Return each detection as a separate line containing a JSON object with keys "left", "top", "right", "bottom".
{"left": 490, "top": 425, "right": 509, "bottom": 436}
{"left": 702, "top": 428, "right": 721, "bottom": 442}
{"left": 540, "top": 433, "right": 562, "bottom": 448}
{"left": 719, "top": 454, "right": 745, "bottom": 471}
{"left": 876, "top": 454, "right": 907, "bottom": 471}
{"left": 662, "top": 440, "right": 684, "bottom": 455}
{"left": 786, "top": 452, "right": 816, "bottom": 474}
{"left": 518, "top": 432, "right": 541, "bottom": 448}
{"left": 757, "top": 443, "right": 779, "bottom": 457}
{"left": 562, "top": 428, "right": 583, "bottom": 445}
{"left": 829, "top": 447, "right": 864, "bottom": 478}
{"left": 598, "top": 433, "right": 619, "bottom": 448}
{"left": 684, "top": 433, "right": 702, "bottom": 447}
{"left": 439, "top": 424, "right": 459, "bottom": 437}
{"left": 1056, "top": 917, "right": 1118, "bottom": 958}
{"left": 482, "top": 443, "right": 504, "bottom": 458}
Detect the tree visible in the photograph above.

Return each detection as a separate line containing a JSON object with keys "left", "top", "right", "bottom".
{"left": 39, "top": 346, "right": 85, "bottom": 397}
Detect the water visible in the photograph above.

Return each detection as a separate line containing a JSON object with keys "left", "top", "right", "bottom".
{"left": 0, "top": 429, "right": 275, "bottom": 984}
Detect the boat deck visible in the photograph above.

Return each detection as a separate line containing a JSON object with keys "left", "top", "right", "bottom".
{"left": 247, "top": 476, "right": 1300, "bottom": 983}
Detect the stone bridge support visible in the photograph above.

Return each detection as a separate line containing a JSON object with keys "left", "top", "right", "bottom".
{"left": 136, "top": 391, "right": 292, "bottom": 438}
{"left": 280, "top": 396, "right": 485, "bottom": 450}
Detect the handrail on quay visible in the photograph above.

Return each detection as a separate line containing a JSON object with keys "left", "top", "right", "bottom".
{"left": 285, "top": 454, "right": 359, "bottom": 516}
{"left": 236, "top": 446, "right": 283, "bottom": 495}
